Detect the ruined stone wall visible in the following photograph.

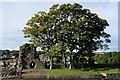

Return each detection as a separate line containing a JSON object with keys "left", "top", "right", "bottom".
{"left": 18, "top": 43, "right": 44, "bottom": 69}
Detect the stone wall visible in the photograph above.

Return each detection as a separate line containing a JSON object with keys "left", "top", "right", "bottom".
{"left": 18, "top": 43, "right": 44, "bottom": 69}
{"left": 2, "top": 73, "right": 120, "bottom": 80}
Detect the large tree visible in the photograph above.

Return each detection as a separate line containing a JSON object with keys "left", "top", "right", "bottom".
{"left": 23, "top": 3, "right": 111, "bottom": 69}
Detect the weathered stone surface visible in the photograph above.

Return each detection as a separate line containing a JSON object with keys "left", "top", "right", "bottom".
{"left": 80, "top": 74, "right": 103, "bottom": 79}
{"left": 18, "top": 43, "right": 44, "bottom": 69}
{"left": 106, "top": 73, "right": 120, "bottom": 79}
{"left": 1, "top": 73, "right": 120, "bottom": 80}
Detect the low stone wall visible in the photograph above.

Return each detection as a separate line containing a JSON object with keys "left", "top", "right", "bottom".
{"left": 48, "top": 76, "right": 103, "bottom": 80}
{"left": 80, "top": 74, "right": 103, "bottom": 79}
{"left": 2, "top": 73, "right": 120, "bottom": 80}
{"left": 47, "top": 73, "right": 120, "bottom": 79}
{"left": 106, "top": 73, "right": 120, "bottom": 79}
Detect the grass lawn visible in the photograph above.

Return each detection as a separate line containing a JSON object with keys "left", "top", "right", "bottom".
{"left": 23, "top": 67, "right": 120, "bottom": 76}
{"left": 46, "top": 68, "right": 120, "bottom": 76}
{"left": 22, "top": 68, "right": 120, "bottom": 80}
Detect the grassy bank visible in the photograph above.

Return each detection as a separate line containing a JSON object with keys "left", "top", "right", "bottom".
{"left": 23, "top": 67, "right": 120, "bottom": 76}
{"left": 46, "top": 68, "right": 119, "bottom": 76}
{"left": 22, "top": 68, "right": 120, "bottom": 80}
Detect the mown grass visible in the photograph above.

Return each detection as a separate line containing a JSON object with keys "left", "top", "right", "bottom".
{"left": 22, "top": 68, "right": 120, "bottom": 80}
{"left": 46, "top": 68, "right": 120, "bottom": 76}
{"left": 23, "top": 67, "right": 120, "bottom": 76}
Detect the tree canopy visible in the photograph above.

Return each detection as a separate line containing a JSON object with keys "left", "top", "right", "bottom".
{"left": 23, "top": 3, "right": 111, "bottom": 69}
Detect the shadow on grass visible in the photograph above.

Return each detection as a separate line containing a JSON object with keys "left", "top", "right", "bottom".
{"left": 90, "top": 67, "right": 120, "bottom": 72}
{"left": 80, "top": 67, "right": 120, "bottom": 72}
{"left": 81, "top": 68, "right": 92, "bottom": 71}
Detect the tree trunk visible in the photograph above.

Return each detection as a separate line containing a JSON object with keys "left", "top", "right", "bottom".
{"left": 63, "top": 53, "right": 67, "bottom": 68}
{"left": 49, "top": 56, "right": 53, "bottom": 69}
{"left": 88, "top": 49, "right": 94, "bottom": 68}
{"left": 81, "top": 57, "right": 84, "bottom": 68}
{"left": 69, "top": 56, "right": 73, "bottom": 69}
{"left": 88, "top": 57, "right": 91, "bottom": 67}
{"left": 81, "top": 55, "right": 84, "bottom": 68}
{"left": 88, "top": 57, "right": 94, "bottom": 68}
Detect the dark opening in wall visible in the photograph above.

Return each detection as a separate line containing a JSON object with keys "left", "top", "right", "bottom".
{"left": 30, "top": 61, "right": 35, "bottom": 68}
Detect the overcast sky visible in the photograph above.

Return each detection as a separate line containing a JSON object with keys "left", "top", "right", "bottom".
{"left": 0, "top": 0, "right": 119, "bottom": 52}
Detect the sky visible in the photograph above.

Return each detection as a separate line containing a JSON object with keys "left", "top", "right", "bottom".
{"left": 0, "top": 0, "right": 119, "bottom": 52}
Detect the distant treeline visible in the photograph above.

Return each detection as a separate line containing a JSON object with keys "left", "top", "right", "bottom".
{"left": 94, "top": 52, "right": 120, "bottom": 64}
{"left": 0, "top": 50, "right": 19, "bottom": 58}
{"left": 0, "top": 50, "right": 41, "bottom": 58}
{"left": 0, "top": 50, "right": 120, "bottom": 64}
